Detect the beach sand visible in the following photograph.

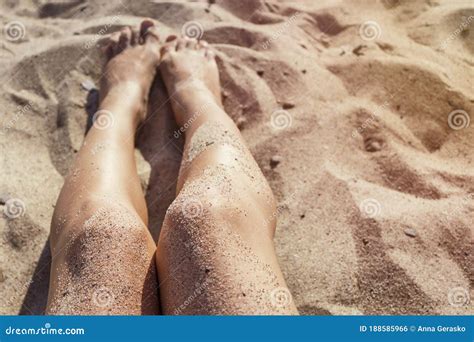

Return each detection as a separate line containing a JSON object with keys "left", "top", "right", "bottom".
{"left": 0, "top": 0, "right": 473, "bottom": 315}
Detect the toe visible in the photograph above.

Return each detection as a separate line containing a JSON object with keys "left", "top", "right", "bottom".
{"left": 205, "top": 48, "right": 215, "bottom": 61}
{"left": 198, "top": 40, "right": 208, "bottom": 49}
{"left": 198, "top": 40, "right": 209, "bottom": 57}
{"left": 144, "top": 26, "right": 160, "bottom": 44}
{"left": 160, "top": 42, "right": 175, "bottom": 58}
{"left": 131, "top": 28, "right": 139, "bottom": 46}
{"left": 140, "top": 19, "right": 155, "bottom": 40}
{"left": 118, "top": 26, "right": 132, "bottom": 51}
{"left": 186, "top": 38, "right": 198, "bottom": 49}
{"left": 110, "top": 31, "right": 121, "bottom": 45}
{"left": 166, "top": 35, "right": 177, "bottom": 42}
{"left": 106, "top": 31, "right": 121, "bottom": 59}
{"left": 176, "top": 38, "right": 187, "bottom": 51}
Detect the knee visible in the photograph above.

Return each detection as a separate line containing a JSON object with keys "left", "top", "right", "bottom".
{"left": 163, "top": 179, "right": 276, "bottom": 239}
{"left": 51, "top": 199, "right": 148, "bottom": 255}
{"left": 163, "top": 191, "right": 221, "bottom": 228}
{"left": 48, "top": 200, "right": 157, "bottom": 315}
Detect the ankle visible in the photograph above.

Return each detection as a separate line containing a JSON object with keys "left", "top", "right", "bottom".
{"left": 171, "top": 86, "right": 222, "bottom": 125}
{"left": 98, "top": 84, "right": 146, "bottom": 129}
{"left": 103, "top": 80, "right": 146, "bottom": 104}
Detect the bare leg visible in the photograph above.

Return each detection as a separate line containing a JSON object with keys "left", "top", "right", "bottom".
{"left": 46, "top": 22, "right": 162, "bottom": 315}
{"left": 156, "top": 37, "right": 298, "bottom": 315}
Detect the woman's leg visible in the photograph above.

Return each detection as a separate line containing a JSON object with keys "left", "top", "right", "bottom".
{"left": 156, "top": 37, "right": 298, "bottom": 315}
{"left": 46, "top": 22, "right": 162, "bottom": 315}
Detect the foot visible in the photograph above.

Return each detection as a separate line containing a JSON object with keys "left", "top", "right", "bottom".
{"left": 159, "top": 37, "right": 221, "bottom": 126}
{"left": 100, "top": 20, "right": 161, "bottom": 128}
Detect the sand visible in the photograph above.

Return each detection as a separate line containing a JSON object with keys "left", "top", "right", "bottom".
{"left": 0, "top": 0, "right": 473, "bottom": 315}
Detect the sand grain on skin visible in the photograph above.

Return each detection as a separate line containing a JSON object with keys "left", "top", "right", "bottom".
{"left": 47, "top": 206, "right": 157, "bottom": 315}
